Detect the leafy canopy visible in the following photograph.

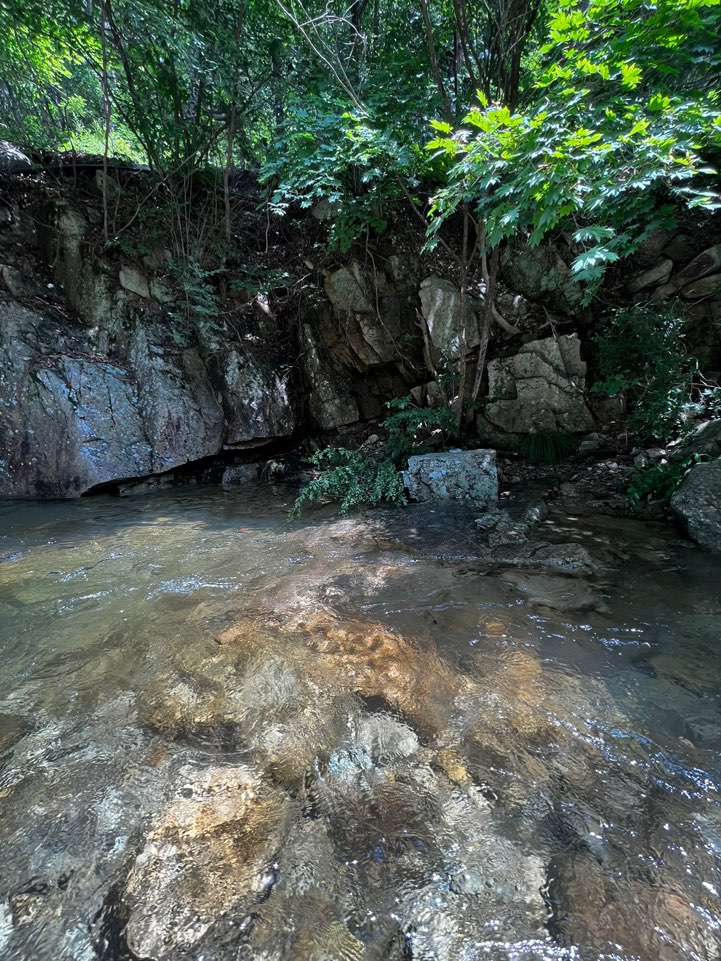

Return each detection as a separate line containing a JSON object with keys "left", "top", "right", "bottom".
{"left": 427, "top": 0, "right": 721, "bottom": 298}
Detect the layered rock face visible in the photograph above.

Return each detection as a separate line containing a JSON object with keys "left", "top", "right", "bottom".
{"left": 2, "top": 172, "right": 720, "bottom": 499}
{"left": 482, "top": 334, "right": 594, "bottom": 435}
{"left": 0, "top": 198, "right": 422, "bottom": 497}
{"left": 0, "top": 196, "right": 297, "bottom": 497}
{"left": 0, "top": 198, "right": 297, "bottom": 496}
{"left": 0, "top": 303, "right": 229, "bottom": 497}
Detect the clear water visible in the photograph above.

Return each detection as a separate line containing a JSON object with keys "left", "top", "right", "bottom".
{"left": 0, "top": 486, "right": 720, "bottom": 961}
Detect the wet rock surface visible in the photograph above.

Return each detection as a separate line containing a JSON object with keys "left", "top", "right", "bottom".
{"left": 1, "top": 485, "right": 721, "bottom": 961}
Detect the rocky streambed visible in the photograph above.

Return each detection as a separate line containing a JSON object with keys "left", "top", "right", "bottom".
{"left": 1, "top": 486, "right": 720, "bottom": 961}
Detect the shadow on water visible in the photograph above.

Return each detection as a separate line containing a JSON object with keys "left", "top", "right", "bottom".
{"left": 1, "top": 485, "right": 720, "bottom": 960}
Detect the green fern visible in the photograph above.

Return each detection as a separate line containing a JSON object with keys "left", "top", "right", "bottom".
{"left": 290, "top": 448, "right": 406, "bottom": 518}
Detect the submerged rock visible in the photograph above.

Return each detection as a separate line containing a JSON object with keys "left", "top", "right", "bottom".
{"left": 124, "top": 765, "right": 291, "bottom": 960}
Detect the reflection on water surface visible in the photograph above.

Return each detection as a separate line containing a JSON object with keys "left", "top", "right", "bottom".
{"left": 0, "top": 486, "right": 720, "bottom": 961}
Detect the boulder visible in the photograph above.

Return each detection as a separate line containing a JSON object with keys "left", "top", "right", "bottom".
{"left": 680, "top": 273, "right": 721, "bottom": 300}
{"left": 403, "top": 449, "right": 498, "bottom": 507}
{"left": 119, "top": 265, "right": 150, "bottom": 298}
{"left": 221, "top": 463, "right": 259, "bottom": 486}
{"left": 0, "top": 303, "right": 241, "bottom": 497}
{"left": 0, "top": 141, "right": 32, "bottom": 170}
{"left": 0, "top": 264, "right": 44, "bottom": 298}
{"left": 662, "top": 233, "right": 695, "bottom": 264}
{"left": 674, "top": 244, "right": 721, "bottom": 288}
{"left": 501, "top": 241, "right": 583, "bottom": 313}
{"left": 475, "top": 492, "right": 548, "bottom": 547}
{"left": 324, "top": 262, "right": 378, "bottom": 314}
{"left": 627, "top": 258, "right": 673, "bottom": 294}
{"left": 670, "top": 456, "right": 721, "bottom": 554}
{"left": 301, "top": 323, "right": 360, "bottom": 430}
{"left": 419, "top": 275, "right": 481, "bottom": 360}
{"left": 482, "top": 334, "right": 595, "bottom": 435}
{"left": 677, "top": 419, "right": 721, "bottom": 461}
{"left": 211, "top": 347, "right": 295, "bottom": 446}
{"left": 322, "top": 260, "right": 418, "bottom": 368}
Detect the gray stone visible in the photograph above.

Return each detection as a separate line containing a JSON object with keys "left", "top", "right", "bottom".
{"left": 501, "top": 241, "right": 583, "bottom": 313}
{"left": 646, "top": 447, "right": 666, "bottom": 461}
{"left": 119, "top": 265, "right": 150, "bottom": 298}
{"left": 662, "top": 234, "right": 695, "bottom": 263}
{"left": 671, "top": 457, "right": 721, "bottom": 554}
{"left": 150, "top": 278, "right": 174, "bottom": 303}
{"left": 403, "top": 449, "right": 497, "bottom": 507}
{"left": 578, "top": 432, "right": 605, "bottom": 453}
{"left": 675, "top": 245, "right": 721, "bottom": 287}
{"left": 301, "top": 323, "right": 360, "bottom": 430}
{"left": 321, "top": 261, "right": 414, "bottom": 368}
{"left": 483, "top": 334, "right": 594, "bottom": 435}
{"left": 0, "top": 265, "right": 43, "bottom": 298}
{"left": 650, "top": 282, "right": 677, "bottom": 302}
{"left": 143, "top": 245, "right": 172, "bottom": 272}
{"left": 355, "top": 714, "right": 419, "bottom": 763}
{"left": 0, "top": 304, "right": 231, "bottom": 497}
{"left": 681, "top": 273, "right": 721, "bottom": 300}
{"left": 419, "top": 275, "right": 481, "bottom": 360}
{"left": 221, "top": 463, "right": 259, "bottom": 486}
{"left": 475, "top": 490, "right": 549, "bottom": 547}
{"left": 508, "top": 542, "right": 597, "bottom": 576}
{"left": 678, "top": 419, "right": 721, "bottom": 461}
{"left": 0, "top": 141, "right": 31, "bottom": 169}
{"left": 324, "top": 263, "right": 378, "bottom": 314}
{"left": 627, "top": 258, "right": 673, "bottom": 293}
{"left": 211, "top": 347, "right": 295, "bottom": 445}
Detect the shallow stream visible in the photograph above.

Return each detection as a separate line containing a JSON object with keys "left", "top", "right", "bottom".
{"left": 1, "top": 486, "right": 720, "bottom": 960}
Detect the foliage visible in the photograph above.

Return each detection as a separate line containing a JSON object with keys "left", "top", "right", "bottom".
{"left": 517, "top": 429, "right": 577, "bottom": 464}
{"left": 291, "top": 394, "right": 458, "bottom": 516}
{"left": 105, "top": 235, "right": 151, "bottom": 259}
{"left": 625, "top": 454, "right": 705, "bottom": 513}
{"left": 168, "top": 257, "right": 221, "bottom": 335}
{"left": 382, "top": 396, "right": 456, "bottom": 463}
{"left": 0, "top": 0, "right": 291, "bottom": 172}
{"left": 289, "top": 447, "right": 406, "bottom": 517}
{"left": 229, "top": 268, "right": 291, "bottom": 298}
{"left": 426, "top": 0, "right": 721, "bottom": 300}
{"left": 259, "top": 94, "right": 432, "bottom": 251}
{"left": 591, "top": 304, "right": 694, "bottom": 442}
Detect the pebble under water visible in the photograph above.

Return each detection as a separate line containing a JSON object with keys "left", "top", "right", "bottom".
{"left": 0, "top": 485, "right": 720, "bottom": 961}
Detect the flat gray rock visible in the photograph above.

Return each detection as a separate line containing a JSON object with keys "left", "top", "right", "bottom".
{"left": 403, "top": 448, "right": 498, "bottom": 507}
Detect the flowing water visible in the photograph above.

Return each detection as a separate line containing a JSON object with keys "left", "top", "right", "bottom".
{"left": 1, "top": 486, "right": 720, "bottom": 961}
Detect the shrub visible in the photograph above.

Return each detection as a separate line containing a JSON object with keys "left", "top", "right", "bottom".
{"left": 591, "top": 304, "right": 693, "bottom": 442}
{"left": 625, "top": 456, "right": 703, "bottom": 513}
{"left": 517, "top": 430, "right": 577, "bottom": 465}
{"left": 382, "top": 396, "right": 456, "bottom": 465}
{"left": 289, "top": 448, "right": 406, "bottom": 518}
